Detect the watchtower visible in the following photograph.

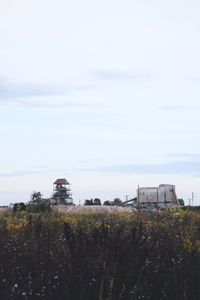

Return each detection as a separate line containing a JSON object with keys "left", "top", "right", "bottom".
{"left": 52, "top": 178, "right": 73, "bottom": 205}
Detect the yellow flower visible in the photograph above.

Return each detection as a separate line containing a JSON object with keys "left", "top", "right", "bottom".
{"left": 184, "top": 239, "right": 193, "bottom": 252}
{"left": 195, "top": 240, "right": 200, "bottom": 253}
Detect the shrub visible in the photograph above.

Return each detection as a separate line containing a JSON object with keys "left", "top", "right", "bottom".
{"left": 13, "top": 202, "right": 26, "bottom": 212}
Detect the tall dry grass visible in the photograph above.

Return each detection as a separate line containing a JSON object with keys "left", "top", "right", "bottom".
{"left": 0, "top": 208, "right": 200, "bottom": 299}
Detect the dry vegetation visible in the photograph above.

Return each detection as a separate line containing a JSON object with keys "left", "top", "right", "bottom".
{"left": 55, "top": 205, "right": 136, "bottom": 213}
{"left": 0, "top": 208, "right": 200, "bottom": 299}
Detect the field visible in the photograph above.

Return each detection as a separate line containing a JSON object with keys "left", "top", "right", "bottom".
{"left": 55, "top": 205, "right": 136, "bottom": 213}
{"left": 1, "top": 208, "right": 200, "bottom": 299}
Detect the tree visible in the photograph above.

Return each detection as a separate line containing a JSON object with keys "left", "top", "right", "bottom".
{"left": 113, "top": 198, "right": 122, "bottom": 206}
{"left": 93, "top": 198, "right": 101, "bottom": 205}
{"left": 30, "top": 191, "right": 43, "bottom": 205}
{"left": 13, "top": 202, "right": 26, "bottom": 212}
{"left": 178, "top": 199, "right": 185, "bottom": 206}
{"left": 84, "top": 199, "right": 94, "bottom": 205}
{"left": 103, "top": 200, "right": 111, "bottom": 206}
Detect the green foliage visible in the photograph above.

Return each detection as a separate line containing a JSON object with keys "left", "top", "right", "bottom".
{"left": 182, "top": 205, "right": 200, "bottom": 211}
{"left": 112, "top": 198, "right": 122, "bottom": 206}
{"left": 30, "top": 191, "right": 43, "bottom": 205}
{"left": 13, "top": 202, "right": 26, "bottom": 212}
{"left": 178, "top": 198, "right": 185, "bottom": 206}
{"left": 84, "top": 199, "right": 94, "bottom": 205}
{"left": 103, "top": 200, "right": 111, "bottom": 206}
{"left": 93, "top": 198, "right": 101, "bottom": 205}
{"left": 26, "top": 203, "right": 52, "bottom": 213}
{"left": 84, "top": 198, "right": 101, "bottom": 205}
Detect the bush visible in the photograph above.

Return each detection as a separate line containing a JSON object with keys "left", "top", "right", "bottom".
{"left": 13, "top": 202, "right": 26, "bottom": 212}
{"left": 26, "top": 203, "right": 52, "bottom": 213}
{"left": 93, "top": 198, "right": 101, "bottom": 205}
{"left": 103, "top": 200, "right": 111, "bottom": 206}
{"left": 84, "top": 199, "right": 94, "bottom": 205}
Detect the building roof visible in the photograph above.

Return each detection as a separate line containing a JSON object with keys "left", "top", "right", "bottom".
{"left": 54, "top": 178, "right": 69, "bottom": 185}
{"left": 139, "top": 187, "right": 158, "bottom": 190}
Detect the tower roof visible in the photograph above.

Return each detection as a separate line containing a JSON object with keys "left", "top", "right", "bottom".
{"left": 53, "top": 178, "right": 69, "bottom": 185}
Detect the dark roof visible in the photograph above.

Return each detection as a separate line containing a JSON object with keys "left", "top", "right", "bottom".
{"left": 53, "top": 178, "right": 69, "bottom": 185}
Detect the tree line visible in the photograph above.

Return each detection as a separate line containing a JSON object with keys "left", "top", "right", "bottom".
{"left": 84, "top": 198, "right": 122, "bottom": 206}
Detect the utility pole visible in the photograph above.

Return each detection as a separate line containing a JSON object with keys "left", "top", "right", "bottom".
{"left": 156, "top": 188, "right": 159, "bottom": 221}
{"left": 192, "top": 193, "right": 194, "bottom": 207}
{"left": 125, "top": 195, "right": 129, "bottom": 202}
{"left": 137, "top": 185, "right": 140, "bottom": 213}
{"left": 137, "top": 185, "right": 140, "bottom": 208}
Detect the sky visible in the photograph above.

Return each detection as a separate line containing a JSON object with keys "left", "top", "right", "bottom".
{"left": 0, "top": 0, "right": 200, "bottom": 205}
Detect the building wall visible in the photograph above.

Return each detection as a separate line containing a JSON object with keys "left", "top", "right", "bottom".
{"left": 138, "top": 184, "right": 178, "bottom": 205}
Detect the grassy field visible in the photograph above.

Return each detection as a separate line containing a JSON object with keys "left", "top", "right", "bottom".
{"left": 1, "top": 208, "right": 200, "bottom": 299}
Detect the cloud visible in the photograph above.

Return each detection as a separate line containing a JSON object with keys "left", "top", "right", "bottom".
{"left": 166, "top": 153, "right": 200, "bottom": 160}
{"left": 159, "top": 105, "right": 184, "bottom": 111}
{"left": 34, "top": 165, "right": 49, "bottom": 169}
{"left": 91, "top": 69, "right": 151, "bottom": 81}
{"left": 0, "top": 170, "right": 46, "bottom": 177}
{"left": 81, "top": 157, "right": 200, "bottom": 176}
{"left": 0, "top": 76, "right": 93, "bottom": 107}
{"left": 0, "top": 168, "right": 65, "bottom": 178}
{"left": 76, "top": 158, "right": 102, "bottom": 164}
{"left": 4, "top": 96, "right": 93, "bottom": 108}
{"left": 0, "top": 76, "right": 67, "bottom": 99}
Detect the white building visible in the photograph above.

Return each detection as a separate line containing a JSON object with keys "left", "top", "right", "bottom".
{"left": 137, "top": 184, "right": 179, "bottom": 209}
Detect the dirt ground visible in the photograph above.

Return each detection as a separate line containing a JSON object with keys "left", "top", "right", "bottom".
{"left": 54, "top": 205, "right": 136, "bottom": 213}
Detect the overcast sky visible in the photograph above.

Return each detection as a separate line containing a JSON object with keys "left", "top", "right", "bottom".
{"left": 0, "top": 0, "right": 200, "bottom": 205}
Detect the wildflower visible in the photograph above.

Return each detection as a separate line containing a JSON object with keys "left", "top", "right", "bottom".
{"left": 184, "top": 239, "right": 193, "bottom": 252}
{"left": 195, "top": 240, "right": 200, "bottom": 253}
